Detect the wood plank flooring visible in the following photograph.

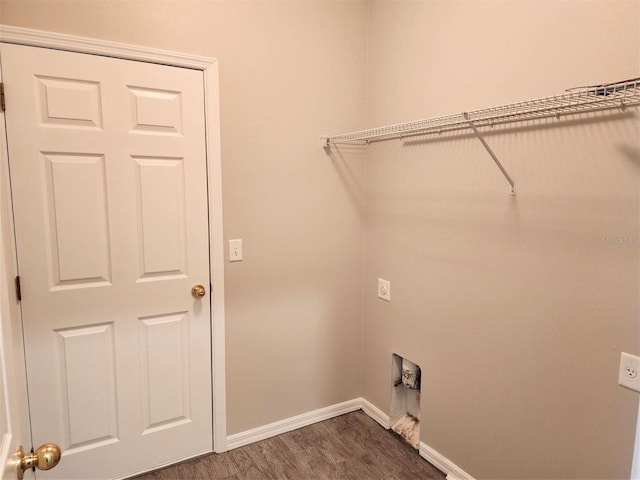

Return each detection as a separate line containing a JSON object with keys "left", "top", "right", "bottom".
{"left": 134, "top": 410, "right": 446, "bottom": 480}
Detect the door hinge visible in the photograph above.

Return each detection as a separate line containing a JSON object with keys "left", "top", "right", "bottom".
{"left": 0, "top": 83, "right": 5, "bottom": 112}
{"left": 15, "top": 276, "right": 21, "bottom": 302}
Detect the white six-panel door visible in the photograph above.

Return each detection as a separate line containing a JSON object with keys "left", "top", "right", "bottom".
{"left": 0, "top": 43, "right": 213, "bottom": 479}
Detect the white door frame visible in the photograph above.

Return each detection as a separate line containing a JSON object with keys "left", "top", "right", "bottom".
{"left": 0, "top": 25, "right": 228, "bottom": 454}
{"left": 632, "top": 397, "right": 639, "bottom": 479}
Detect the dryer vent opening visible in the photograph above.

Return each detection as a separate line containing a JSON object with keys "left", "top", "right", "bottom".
{"left": 391, "top": 353, "right": 421, "bottom": 449}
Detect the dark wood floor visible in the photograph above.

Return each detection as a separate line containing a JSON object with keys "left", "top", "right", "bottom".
{"left": 134, "top": 410, "right": 446, "bottom": 480}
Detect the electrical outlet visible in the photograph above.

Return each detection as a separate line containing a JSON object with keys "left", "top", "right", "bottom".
{"left": 378, "top": 278, "right": 390, "bottom": 302}
{"left": 619, "top": 352, "right": 640, "bottom": 392}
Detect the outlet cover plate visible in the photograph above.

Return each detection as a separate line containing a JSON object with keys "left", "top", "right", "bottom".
{"left": 229, "top": 239, "right": 243, "bottom": 262}
{"left": 619, "top": 352, "right": 640, "bottom": 392}
{"left": 378, "top": 278, "right": 390, "bottom": 302}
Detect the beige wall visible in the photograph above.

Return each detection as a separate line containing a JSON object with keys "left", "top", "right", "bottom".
{"left": 2, "top": 1, "right": 640, "bottom": 478}
{"left": 363, "top": 1, "right": 640, "bottom": 478}
{"left": 0, "top": 0, "right": 368, "bottom": 435}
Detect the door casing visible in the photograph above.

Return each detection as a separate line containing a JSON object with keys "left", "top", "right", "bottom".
{"left": 0, "top": 24, "right": 228, "bottom": 459}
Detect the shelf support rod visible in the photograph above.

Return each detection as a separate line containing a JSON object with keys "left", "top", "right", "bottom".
{"left": 464, "top": 113, "right": 516, "bottom": 195}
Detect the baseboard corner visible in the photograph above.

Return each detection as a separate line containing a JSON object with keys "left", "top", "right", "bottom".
{"left": 419, "top": 441, "right": 475, "bottom": 480}
{"left": 359, "top": 397, "right": 390, "bottom": 429}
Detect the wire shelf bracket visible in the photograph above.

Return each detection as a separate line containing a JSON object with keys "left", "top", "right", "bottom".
{"left": 321, "top": 78, "right": 640, "bottom": 195}
{"left": 464, "top": 113, "right": 516, "bottom": 195}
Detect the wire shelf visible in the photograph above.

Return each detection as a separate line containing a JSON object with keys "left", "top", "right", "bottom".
{"left": 321, "top": 78, "right": 640, "bottom": 146}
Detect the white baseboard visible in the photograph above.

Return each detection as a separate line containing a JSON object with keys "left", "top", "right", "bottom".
{"left": 360, "top": 397, "right": 390, "bottom": 429}
{"left": 226, "top": 398, "right": 362, "bottom": 450}
{"left": 226, "top": 397, "right": 475, "bottom": 480}
{"left": 420, "top": 442, "right": 476, "bottom": 480}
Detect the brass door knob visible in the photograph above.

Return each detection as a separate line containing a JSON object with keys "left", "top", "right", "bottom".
{"left": 17, "top": 444, "right": 61, "bottom": 479}
{"left": 191, "top": 284, "right": 206, "bottom": 298}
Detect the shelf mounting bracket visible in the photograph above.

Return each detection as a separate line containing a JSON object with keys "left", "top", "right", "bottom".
{"left": 464, "top": 113, "right": 516, "bottom": 195}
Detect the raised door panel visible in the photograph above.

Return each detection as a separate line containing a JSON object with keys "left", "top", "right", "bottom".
{"left": 128, "top": 86, "right": 182, "bottom": 135}
{"left": 43, "top": 153, "right": 111, "bottom": 289}
{"left": 133, "top": 156, "right": 186, "bottom": 280}
{"left": 55, "top": 324, "right": 118, "bottom": 453}
{"left": 140, "top": 313, "right": 190, "bottom": 433}
{"left": 36, "top": 76, "right": 103, "bottom": 129}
